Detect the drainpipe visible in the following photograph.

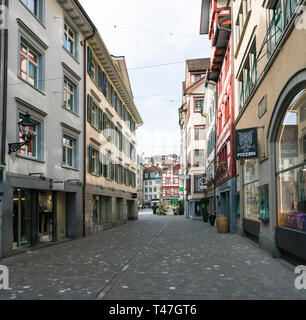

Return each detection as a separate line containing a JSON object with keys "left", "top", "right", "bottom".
{"left": 82, "top": 28, "right": 96, "bottom": 237}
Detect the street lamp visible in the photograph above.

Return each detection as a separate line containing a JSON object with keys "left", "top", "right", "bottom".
{"left": 8, "top": 112, "right": 35, "bottom": 154}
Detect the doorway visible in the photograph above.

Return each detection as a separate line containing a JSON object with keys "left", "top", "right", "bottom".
{"left": 13, "top": 189, "right": 31, "bottom": 249}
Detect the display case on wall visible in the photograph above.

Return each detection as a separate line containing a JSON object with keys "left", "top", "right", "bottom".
{"left": 259, "top": 184, "right": 269, "bottom": 222}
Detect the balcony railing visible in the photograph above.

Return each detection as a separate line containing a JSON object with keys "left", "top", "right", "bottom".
{"left": 239, "top": 0, "right": 302, "bottom": 112}
{"left": 257, "top": 0, "right": 302, "bottom": 63}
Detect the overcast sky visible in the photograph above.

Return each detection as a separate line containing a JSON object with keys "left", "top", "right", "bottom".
{"left": 79, "top": 0, "right": 211, "bottom": 158}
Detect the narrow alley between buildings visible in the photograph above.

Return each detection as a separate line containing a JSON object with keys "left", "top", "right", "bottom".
{"left": 0, "top": 210, "right": 305, "bottom": 300}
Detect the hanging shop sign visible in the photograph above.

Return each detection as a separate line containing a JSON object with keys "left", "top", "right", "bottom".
{"left": 235, "top": 127, "right": 258, "bottom": 159}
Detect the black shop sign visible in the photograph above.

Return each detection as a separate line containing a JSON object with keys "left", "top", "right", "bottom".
{"left": 235, "top": 127, "right": 258, "bottom": 159}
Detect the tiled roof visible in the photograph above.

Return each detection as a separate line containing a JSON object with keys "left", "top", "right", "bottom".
{"left": 143, "top": 166, "right": 163, "bottom": 174}
{"left": 186, "top": 58, "right": 210, "bottom": 72}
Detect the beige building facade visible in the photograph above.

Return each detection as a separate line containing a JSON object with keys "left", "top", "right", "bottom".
{"left": 84, "top": 32, "right": 143, "bottom": 236}
{"left": 233, "top": 0, "right": 306, "bottom": 260}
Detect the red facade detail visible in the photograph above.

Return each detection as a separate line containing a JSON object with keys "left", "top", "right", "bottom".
{"left": 208, "top": 1, "right": 236, "bottom": 186}
{"left": 162, "top": 164, "right": 180, "bottom": 199}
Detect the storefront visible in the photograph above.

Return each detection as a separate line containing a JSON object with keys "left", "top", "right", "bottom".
{"left": 13, "top": 189, "right": 70, "bottom": 248}
{"left": 2, "top": 174, "right": 83, "bottom": 257}
{"left": 273, "top": 86, "right": 306, "bottom": 260}
{"left": 237, "top": 69, "right": 306, "bottom": 261}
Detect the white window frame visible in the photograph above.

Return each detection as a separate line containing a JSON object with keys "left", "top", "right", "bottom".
{"left": 62, "top": 134, "right": 75, "bottom": 168}
{"left": 20, "top": 41, "right": 39, "bottom": 88}
{"left": 18, "top": 115, "right": 38, "bottom": 159}
{"left": 64, "top": 22, "right": 76, "bottom": 56}
{"left": 63, "top": 77, "right": 75, "bottom": 112}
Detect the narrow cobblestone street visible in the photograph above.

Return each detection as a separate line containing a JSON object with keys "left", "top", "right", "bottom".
{"left": 0, "top": 210, "right": 305, "bottom": 300}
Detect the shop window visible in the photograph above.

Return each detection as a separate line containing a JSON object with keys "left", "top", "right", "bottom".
{"left": 277, "top": 88, "right": 306, "bottom": 231}
{"left": 243, "top": 159, "right": 259, "bottom": 221}
{"left": 38, "top": 192, "right": 53, "bottom": 242}
{"left": 13, "top": 190, "right": 32, "bottom": 249}
{"left": 92, "top": 195, "right": 101, "bottom": 226}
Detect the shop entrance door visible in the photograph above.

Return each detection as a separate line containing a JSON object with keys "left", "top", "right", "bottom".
{"left": 38, "top": 192, "right": 54, "bottom": 243}
{"left": 57, "top": 192, "right": 66, "bottom": 240}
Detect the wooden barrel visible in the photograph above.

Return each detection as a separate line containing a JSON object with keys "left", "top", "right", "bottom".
{"left": 216, "top": 216, "right": 229, "bottom": 233}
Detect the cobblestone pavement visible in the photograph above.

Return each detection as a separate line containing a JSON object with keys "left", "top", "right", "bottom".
{"left": 0, "top": 210, "right": 306, "bottom": 300}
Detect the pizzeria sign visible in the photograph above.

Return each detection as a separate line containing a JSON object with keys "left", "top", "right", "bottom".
{"left": 235, "top": 127, "right": 258, "bottom": 159}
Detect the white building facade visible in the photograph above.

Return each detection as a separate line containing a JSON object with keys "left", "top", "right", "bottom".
{"left": 1, "top": 0, "right": 93, "bottom": 257}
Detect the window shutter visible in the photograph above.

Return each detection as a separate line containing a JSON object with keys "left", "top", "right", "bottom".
{"left": 99, "top": 151, "right": 103, "bottom": 176}
{"left": 98, "top": 108, "right": 103, "bottom": 132}
{"left": 98, "top": 66, "right": 103, "bottom": 90}
{"left": 102, "top": 71, "right": 107, "bottom": 96}
{"left": 87, "top": 47, "right": 92, "bottom": 76}
{"left": 114, "top": 92, "right": 118, "bottom": 112}
{"left": 102, "top": 154, "right": 106, "bottom": 178}
{"left": 87, "top": 95, "right": 92, "bottom": 124}
{"left": 88, "top": 144, "right": 93, "bottom": 173}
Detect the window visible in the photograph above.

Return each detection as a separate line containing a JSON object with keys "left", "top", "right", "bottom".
{"left": 63, "top": 77, "right": 77, "bottom": 113}
{"left": 266, "top": 0, "right": 283, "bottom": 57}
{"left": 87, "top": 95, "right": 102, "bottom": 131}
{"left": 195, "top": 125, "right": 205, "bottom": 140}
{"left": 194, "top": 150, "right": 204, "bottom": 166}
{"left": 18, "top": 114, "right": 38, "bottom": 159}
{"left": 89, "top": 145, "right": 102, "bottom": 176}
{"left": 87, "top": 47, "right": 98, "bottom": 82}
{"left": 195, "top": 99, "right": 204, "bottom": 112}
{"left": 194, "top": 175, "right": 202, "bottom": 192}
{"left": 238, "top": 39, "right": 257, "bottom": 111}
{"left": 62, "top": 135, "right": 76, "bottom": 169}
{"left": 277, "top": 88, "right": 306, "bottom": 231}
{"left": 20, "top": 41, "right": 39, "bottom": 88}
{"left": 64, "top": 22, "right": 76, "bottom": 57}
{"left": 21, "top": 0, "right": 43, "bottom": 21}
{"left": 244, "top": 159, "right": 259, "bottom": 221}
{"left": 235, "top": 0, "right": 252, "bottom": 48}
